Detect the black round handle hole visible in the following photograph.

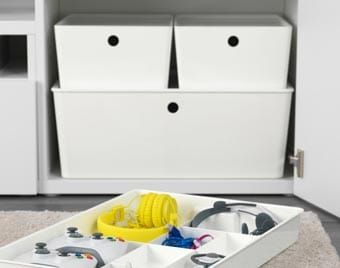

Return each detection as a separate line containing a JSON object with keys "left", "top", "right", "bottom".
{"left": 168, "top": 102, "right": 179, "bottom": 114}
{"left": 228, "top": 36, "right": 239, "bottom": 47}
{"left": 108, "top": 35, "right": 119, "bottom": 46}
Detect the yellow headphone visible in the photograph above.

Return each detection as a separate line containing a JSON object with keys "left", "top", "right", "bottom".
{"left": 97, "top": 193, "right": 178, "bottom": 242}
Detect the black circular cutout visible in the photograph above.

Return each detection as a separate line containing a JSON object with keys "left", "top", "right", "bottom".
{"left": 108, "top": 35, "right": 119, "bottom": 46}
{"left": 168, "top": 102, "right": 179, "bottom": 113}
{"left": 228, "top": 36, "right": 239, "bottom": 47}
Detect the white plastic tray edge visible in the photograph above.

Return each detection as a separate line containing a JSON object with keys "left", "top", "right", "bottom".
{"left": 0, "top": 189, "right": 303, "bottom": 268}
{"left": 212, "top": 214, "right": 300, "bottom": 267}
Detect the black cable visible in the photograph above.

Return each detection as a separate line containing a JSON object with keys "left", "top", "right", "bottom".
{"left": 237, "top": 209, "right": 258, "bottom": 217}
{"left": 191, "top": 253, "right": 225, "bottom": 267}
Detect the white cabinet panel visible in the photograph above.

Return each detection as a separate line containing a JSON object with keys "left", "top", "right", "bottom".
{"left": 294, "top": 0, "right": 340, "bottom": 217}
{"left": 0, "top": 81, "right": 37, "bottom": 194}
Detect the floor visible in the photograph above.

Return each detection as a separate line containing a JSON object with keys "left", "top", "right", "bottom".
{"left": 0, "top": 194, "right": 339, "bottom": 254}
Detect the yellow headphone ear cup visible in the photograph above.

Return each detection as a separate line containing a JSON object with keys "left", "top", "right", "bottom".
{"left": 169, "top": 197, "right": 178, "bottom": 226}
{"left": 136, "top": 194, "right": 148, "bottom": 227}
{"left": 141, "top": 193, "right": 157, "bottom": 228}
{"left": 152, "top": 194, "right": 167, "bottom": 227}
{"left": 136, "top": 193, "right": 179, "bottom": 228}
{"left": 152, "top": 194, "right": 178, "bottom": 227}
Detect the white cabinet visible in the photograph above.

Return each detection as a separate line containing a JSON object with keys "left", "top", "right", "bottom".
{"left": 0, "top": 81, "right": 37, "bottom": 194}
{"left": 0, "top": 2, "right": 37, "bottom": 194}
{"left": 0, "top": 0, "right": 339, "bottom": 218}
{"left": 293, "top": 0, "right": 340, "bottom": 217}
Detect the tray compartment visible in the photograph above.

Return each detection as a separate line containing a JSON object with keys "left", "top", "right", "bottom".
{"left": 175, "top": 14, "right": 292, "bottom": 90}
{"left": 189, "top": 205, "right": 273, "bottom": 234}
{"left": 109, "top": 244, "right": 192, "bottom": 268}
{"left": 53, "top": 85, "right": 293, "bottom": 179}
{"left": 151, "top": 226, "right": 226, "bottom": 249}
{"left": 196, "top": 232, "right": 258, "bottom": 256}
{"left": 185, "top": 195, "right": 302, "bottom": 234}
{"left": 55, "top": 14, "right": 173, "bottom": 90}
{"left": 176, "top": 233, "right": 257, "bottom": 268}
{"left": 212, "top": 215, "right": 301, "bottom": 268}
{"left": 15, "top": 239, "right": 141, "bottom": 266}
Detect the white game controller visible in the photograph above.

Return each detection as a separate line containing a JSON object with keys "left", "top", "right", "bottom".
{"left": 56, "top": 227, "right": 128, "bottom": 264}
{"left": 31, "top": 242, "right": 98, "bottom": 268}
{"left": 49, "top": 227, "right": 128, "bottom": 266}
{"left": 18, "top": 227, "right": 129, "bottom": 268}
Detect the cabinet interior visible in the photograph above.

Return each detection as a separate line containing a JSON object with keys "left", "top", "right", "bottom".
{"left": 2, "top": 0, "right": 299, "bottom": 193}
{"left": 0, "top": 35, "right": 27, "bottom": 79}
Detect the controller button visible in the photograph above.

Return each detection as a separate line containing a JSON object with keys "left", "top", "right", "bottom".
{"left": 92, "top": 232, "right": 103, "bottom": 240}
{"left": 107, "top": 237, "right": 116, "bottom": 241}
{"left": 118, "top": 238, "right": 125, "bottom": 242}
{"left": 35, "top": 242, "right": 47, "bottom": 249}
{"left": 58, "top": 252, "right": 70, "bottom": 257}
{"left": 67, "top": 227, "right": 78, "bottom": 233}
{"left": 75, "top": 253, "right": 83, "bottom": 259}
{"left": 87, "top": 256, "right": 93, "bottom": 260}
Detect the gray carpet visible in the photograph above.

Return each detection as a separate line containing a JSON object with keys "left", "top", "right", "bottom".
{"left": 0, "top": 211, "right": 339, "bottom": 267}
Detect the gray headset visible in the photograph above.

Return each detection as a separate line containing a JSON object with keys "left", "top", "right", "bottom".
{"left": 190, "top": 201, "right": 276, "bottom": 235}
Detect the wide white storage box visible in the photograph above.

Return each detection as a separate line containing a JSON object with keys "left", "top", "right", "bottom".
{"left": 55, "top": 14, "right": 173, "bottom": 90}
{"left": 53, "top": 84, "right": 293, "bottom": 179}
{"left": 0, "top": 190, "right": 304, "bottom": 268}
{"left": 175, "top": 15, "right": 292, "bottom": 90}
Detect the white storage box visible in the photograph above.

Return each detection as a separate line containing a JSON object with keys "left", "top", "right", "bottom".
{"left": 175, "top": 14, "right": 292, "bottom": 90}
{"left": 55, "top": 14, "right": 173, "bottom": 90}
{"left": 0, "top": 190, "right": 303, "bottom": 268}
{"left": 52, "top": 83, "right": 293, "bottom": 179}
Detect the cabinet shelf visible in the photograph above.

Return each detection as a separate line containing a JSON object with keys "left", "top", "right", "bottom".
{"left": 44, "top": 169, "right": 294, "bottom": 194}
{"left": 0, "top": 59, "right": 27, "bottom": 80}
{"left": 0, "top": 7, "right": 35, "bottom": 34}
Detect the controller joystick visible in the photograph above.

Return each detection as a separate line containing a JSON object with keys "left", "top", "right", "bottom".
{"left": 66, "top": 227, "right": 84, "bottom": 240}
{"left": 34, "top": 242, "right": 50, "bottom": 255}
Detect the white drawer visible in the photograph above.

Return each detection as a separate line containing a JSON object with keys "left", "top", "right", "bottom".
{"left": 175, "top": 14, "right": 292, "bottom": 90}
{"left": 53, "top": 84, "right": 293, "bottom": 179}
{"left": 55, "top": 14, "right": 173, "bottom": 90}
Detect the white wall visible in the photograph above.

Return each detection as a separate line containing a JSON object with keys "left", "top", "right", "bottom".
{"left": 60, "top": 0, "right": 284, "bottom": 16}
{"left": 0, "top": 0, "right": 34, "bottom": 9}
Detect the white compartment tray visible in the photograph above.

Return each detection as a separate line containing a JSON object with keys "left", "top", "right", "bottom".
{"left": 53, "top": 84, "right": 293, "bottom": 179}
{"left": 0, "top": 190, "right": 303, "bottom": 268}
